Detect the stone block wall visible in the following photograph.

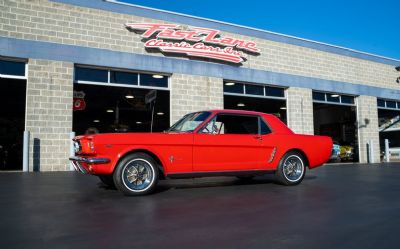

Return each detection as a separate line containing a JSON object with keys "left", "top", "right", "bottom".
{"left": 26, "top": 59, "right": 73, "bottom": 171}
{"left": 356, "top": 95, "right": 380, "bottom": 163}
{"left": 170, "top": 74, "right": 223, "bottom": 124}
{"left": 286, "top": 87, "right": 314, "bottom": 135}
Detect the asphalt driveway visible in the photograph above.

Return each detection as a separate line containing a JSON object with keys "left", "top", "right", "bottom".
{"left": 1, "top": 163, "right": 400, "bottom": 249}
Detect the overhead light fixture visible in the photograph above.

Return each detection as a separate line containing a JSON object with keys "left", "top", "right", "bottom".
{"left": 225, "top": 82, "right": 235, "bottom": 86}
{"left": 136, "top": 121, "right": 142, "bottom": 124}
{"left": 152, "top": 74, "right": 164, "bottom": 79}
{"left": 237, "top": 103, "right": 245, "bottom": 107}
{"left": 280, "top": 107, "right": 287, "bottom": 110}
{"left": 331, "top": 94, "right": 339, "bottom": 98}
{"left": 106, "top": 109, "right": 114, "bottom": 113}
{"left": 157, "top": 112, "right": 164, "bottom": 116}
{"left": 125, "top": 94, "right": 134, "bottom": 99}
{"left": 93, "top": 120, "right": 100, "bottom": 123}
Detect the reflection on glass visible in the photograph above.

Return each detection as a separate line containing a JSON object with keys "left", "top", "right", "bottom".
{"left": 246, "top": 85, "right": 264, "bottom": 95}
{"left": 140, "top": 73, "right": 168, "bottom": 87}
{"left": 110, "top": 71, "right": 138, "bottom": 85}
{"left": 224, "top": 83, "right": 244, "bottom": 94}
{"left": 266, "top": 87, "right": 284, "bottom": 97}
{"left": 341, "top": 95, "right": 354, "bottom": 104}
{"left": 0, "top": 60, "right": 25, "bottom": 76}
{"left": 75, "top": 67, "right": 108, "bottom": 82}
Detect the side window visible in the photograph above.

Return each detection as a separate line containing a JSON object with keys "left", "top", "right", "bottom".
{"left": 200, "top": 114, "right": 259, "bottom": 134}
{"left": 260, "top": 118, "right": 272, "bottom": 135}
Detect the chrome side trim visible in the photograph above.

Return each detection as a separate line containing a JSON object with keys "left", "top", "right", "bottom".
{"left": 69, "top": 156, "right": 111, "bottom": 174}
{"left": 69, "top": 156, "right": 110, "bottom": 164}
{"left": 268, "top": 147, "right": 277, "bottom": 163}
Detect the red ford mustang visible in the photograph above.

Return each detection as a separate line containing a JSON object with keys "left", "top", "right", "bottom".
{"left": 70, "top": 110, "right": 332, "bottom": 195}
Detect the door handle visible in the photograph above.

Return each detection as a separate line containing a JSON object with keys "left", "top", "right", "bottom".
{"left": 253, "top": 135, "right": 262, "bottom": 140}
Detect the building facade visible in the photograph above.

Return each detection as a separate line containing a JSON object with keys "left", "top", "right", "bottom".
{"left": 1, "top": 0, "right": 400, "bottom": 171}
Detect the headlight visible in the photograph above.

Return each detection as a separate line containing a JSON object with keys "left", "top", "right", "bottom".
{"left": 73, "top": 141, "right": 81, "bottom": 153}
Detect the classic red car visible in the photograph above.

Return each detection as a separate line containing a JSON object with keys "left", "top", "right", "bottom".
{"left": 70, "top": 110, "right": 332, "bottom": 195}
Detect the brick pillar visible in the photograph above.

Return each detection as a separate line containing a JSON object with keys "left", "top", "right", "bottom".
{"left": 286, "top": 87, "right": 314, "bottom": 135}
{"left": 26, "top": 59, "right": 73, "bottom": 171}
{"left": 170, "top": 74, "right": 223, "bottom": 124}
{"left": 356, "top": 95, "right": 380, "bottom": 163}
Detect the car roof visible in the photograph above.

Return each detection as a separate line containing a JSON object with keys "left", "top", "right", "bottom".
{"left": 205, "top": 109, "right": 294, "bottom": 134}
{"left": 207, "top": 109, "right": 271, "bottom": 116}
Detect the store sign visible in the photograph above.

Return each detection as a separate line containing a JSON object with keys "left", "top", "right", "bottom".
{"left": 73, "top": 91, "right": 86, "bottom": 111}
{"left": 125, "top": 23, "right": 260, "bottom": 64}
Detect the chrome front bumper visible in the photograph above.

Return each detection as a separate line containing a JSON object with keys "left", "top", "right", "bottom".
{"left": 69, "top": 156, "right": 110, "bottom": 174}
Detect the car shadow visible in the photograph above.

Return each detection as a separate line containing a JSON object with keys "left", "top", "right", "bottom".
{"left": 96, "top": 175, "right": 318, "bottom": 194}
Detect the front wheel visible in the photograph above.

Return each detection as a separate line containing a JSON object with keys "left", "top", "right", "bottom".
{"left": 275, "top": 151, "right": 306, "bottom": 186}
{"left": 113, "top": 152, "right": 159, "bottom": 196}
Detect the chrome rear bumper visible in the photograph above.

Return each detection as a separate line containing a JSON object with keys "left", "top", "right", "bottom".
{"left": 69, "top": 156, "right": 110, "bottom": 174}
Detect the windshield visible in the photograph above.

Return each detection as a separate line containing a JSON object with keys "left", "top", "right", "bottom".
{"left": 167, "top": 112, "right": 211, "bottom": 132}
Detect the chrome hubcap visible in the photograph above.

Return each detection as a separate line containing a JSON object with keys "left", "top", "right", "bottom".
{"left": 122, "top": 159, "right": 154, "bottom": 191}
{"left": 283, "top": 155, "right": 304, "bottom": 182}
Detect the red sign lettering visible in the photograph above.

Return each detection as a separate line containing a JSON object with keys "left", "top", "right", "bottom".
{"left": 125, "top": 23, "right": 260, "bottom": 64}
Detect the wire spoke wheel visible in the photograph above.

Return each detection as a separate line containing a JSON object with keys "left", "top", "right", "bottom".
{"left": 122, "top": 159, "right": 154, "bottom": 191}
{"left": 282, "top": 155, "right": 304, "bottom": 182}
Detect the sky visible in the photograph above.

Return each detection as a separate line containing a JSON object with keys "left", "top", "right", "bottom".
{"left": 122, "top": 0, "right": 400, "bottom": 60}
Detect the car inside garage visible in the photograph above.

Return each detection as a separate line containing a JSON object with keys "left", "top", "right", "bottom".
{"left": 312, "top": 91, "right": 358, "bottom": 163}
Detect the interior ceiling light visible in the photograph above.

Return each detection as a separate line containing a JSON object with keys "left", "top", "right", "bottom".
{"left": 280, "top": 107, "right": 287, "bottom": 110}
{"left": 106, "top": 109, "right": 114, "bottom": 113}
{"left": 157, "top": 112, "right": 164, "bottom": 116}
{"left": 152, "top": 74, "right": 164, "bottom": 79}
{"left": 225, "top": 82, "right": 235, "bottom": 86}
{"left": 237, "top": 103, "right": 245, "bottom": 107}
{"left": 93, "top": 120, "right": 100, "bottom": 123}
{"left": 136, "top": 121, "right": 142, "bottom": 124}
{"left": 331, "top": 94, "right": 339, "bottom": 98}
{"left": 125, "top": 94, "right": 134, "bottom": 99}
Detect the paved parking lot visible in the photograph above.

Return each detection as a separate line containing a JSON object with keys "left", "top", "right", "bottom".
{"left": 1, "top": 163, "right": 400, "bottom": 249}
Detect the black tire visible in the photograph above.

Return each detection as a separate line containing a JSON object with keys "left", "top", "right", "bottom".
{"left": 275, "top": 151, "right": 306, "bottom": 186}
{"left": 98, "top": 175, "right": 115, "bottom": 188}
{"left": 113, "top": 152, "right": 159, "bottom": 196}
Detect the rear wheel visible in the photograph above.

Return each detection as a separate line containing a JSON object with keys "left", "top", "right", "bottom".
{"left": 275, "top": 151, "right": 306, "bottom": 186}
{"left": 113, "top": 152, "right": 159, "bottom": 196}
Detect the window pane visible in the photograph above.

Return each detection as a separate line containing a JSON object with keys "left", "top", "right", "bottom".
{"left": 326, "top": 94, "right": 340, "bottom": 103}
{"left": 75, "top": 67, "right": 108, "bottom": 82}
{"left": 341, "top": 95, "right": 354, "bottom": 104}
{"left": 312, "top": 92, "right": 325, "bottom": 101}
{"left": 223, "top": 82, "right": 244, "bottom": 94}
{"left": 245, "top": 84, "right": 264, "bottom": 95}
{"left": 0, "top": 60, "right": 25, "bottom": 76}
{"left": 386, "top": 101, "right": 396, "bottom": 108}
{"left": 266, "top": 86, "right": 284, "bottom": 97}
{"left": 260, "top": 118, "right": 271, "bottom": 135}
{"left": 377, "top": 99, "right": 385, "bottom": 107}
{"left": 216, "top": 114, "right": 258, "bottom": 134}
{"left": 110, "top": 71, "right": 138, "bottom": 85}
{"left": 140, "top": 74, "right": 168, "bottom": 88}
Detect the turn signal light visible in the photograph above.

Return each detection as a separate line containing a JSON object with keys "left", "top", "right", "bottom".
{"left": 78, "top": 137, "right": 96, "bottom": 155}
